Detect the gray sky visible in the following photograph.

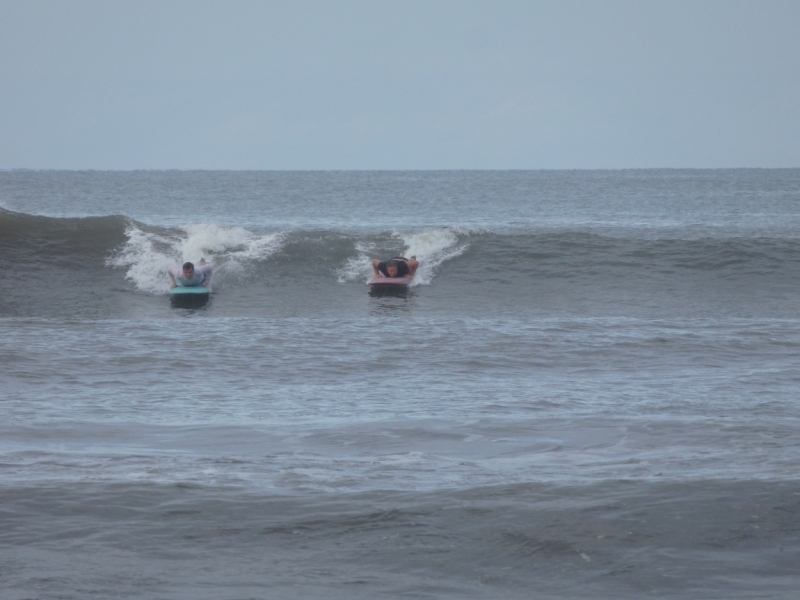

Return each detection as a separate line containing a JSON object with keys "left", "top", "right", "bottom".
{"left": 1, "top": 0, "right": 798, "bottom": 169}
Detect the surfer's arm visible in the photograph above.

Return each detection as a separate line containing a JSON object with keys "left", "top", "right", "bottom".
{"left": 196, "top": 263, "right": 213, "bottom": 287}
{"left": 167, "top": 266, "right": 179, "bottom": 288}
{"left": 371, "top": 259, "right": 384, "bottom": 277}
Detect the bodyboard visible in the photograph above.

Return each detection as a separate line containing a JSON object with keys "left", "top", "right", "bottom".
{"left": 368, "top": 275, "right": 414, "bottom": 286}
{"left": 169, "top": 285, "right": 210, "bottom": 306}
{"left": 169, "top": 286, "right": 210, "bottom": 296}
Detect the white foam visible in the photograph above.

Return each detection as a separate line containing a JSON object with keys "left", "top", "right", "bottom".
{"left": 337, "top": 227, "right": 477, "bottom": 285}
{"left": 180, "top": 224, "right": 284, "bottom": 272}
{"left": 107, "top": 222, "right": 284, "bottom": 294}
{"left": 396, "top": 227, "right": 476, "bottom": 286}
{"left": 336, "top": 241, "right": 376, "bottom": 283}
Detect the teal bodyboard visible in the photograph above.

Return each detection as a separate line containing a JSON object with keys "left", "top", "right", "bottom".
{"left": 169, "top": 286, "right": 210, "bottom": 306}
{"left": 169, "top": 286, "right": 210, "bottom": 296}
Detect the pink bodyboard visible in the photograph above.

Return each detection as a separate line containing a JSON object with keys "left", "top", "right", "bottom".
{"left": 368, "top": 275, "right": 414, "bottom": 285}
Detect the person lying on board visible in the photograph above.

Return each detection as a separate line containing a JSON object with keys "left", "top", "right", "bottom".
{"left": 167, "top": 258, "right": 213, "bottom": 288}
{"left": 371, "top": 254, "right": 419, "bottom": 279}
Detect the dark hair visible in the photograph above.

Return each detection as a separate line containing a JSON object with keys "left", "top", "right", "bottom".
{"left": 182, "top": 262, "right": 194, "bottom": 270}
{"left": 387, "top": 260, "right": 399, "bottom": 269}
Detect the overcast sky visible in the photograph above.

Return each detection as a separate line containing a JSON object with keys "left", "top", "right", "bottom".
{"left": 1, "top": 0, "right": 798, "bottom": 169}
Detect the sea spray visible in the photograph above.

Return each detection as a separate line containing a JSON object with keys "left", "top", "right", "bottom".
{"left": 106, "top": 224, "right": 177, "bottom": 294}
{"left": 335, "top": 227, "right": 475, "bottom": 285}
{"left": 108, "top": 221, "right": 285, "bottom": 293}
{"left": 396, "top": 226, "right": 478, "bottom": 285}
{"left": 336, "top": 240, "right": 378, "bottom": 283}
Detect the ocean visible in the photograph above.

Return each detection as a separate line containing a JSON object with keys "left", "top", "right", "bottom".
{"left": 1, "top": 169, "right": 799, "bottom": 599}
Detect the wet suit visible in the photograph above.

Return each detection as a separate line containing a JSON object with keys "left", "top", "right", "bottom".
{"left": 377, "top": 257, "right": 410, "bottom": 278}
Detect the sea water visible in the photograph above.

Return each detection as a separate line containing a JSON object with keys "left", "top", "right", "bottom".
{"left": 1, "top": 170, "right": 799, "bottom": 599}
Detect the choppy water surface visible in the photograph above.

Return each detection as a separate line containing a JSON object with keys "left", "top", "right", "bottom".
{"left": 2, "top": 170, "right": 799, "bottom": 599}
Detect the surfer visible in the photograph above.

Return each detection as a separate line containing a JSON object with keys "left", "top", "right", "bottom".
{"left": 167, "top": 259, "right": 213, "bottom": 288}
{"left": 371, "top": 254, "right": 419, "bottom": 278}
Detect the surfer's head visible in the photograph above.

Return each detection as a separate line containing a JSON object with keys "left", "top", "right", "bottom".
{"left": 182, "top": 262, "right": 195, "bottom": 279}
{"left": 386, "top": 260, "right": 399, "bottom": 277}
